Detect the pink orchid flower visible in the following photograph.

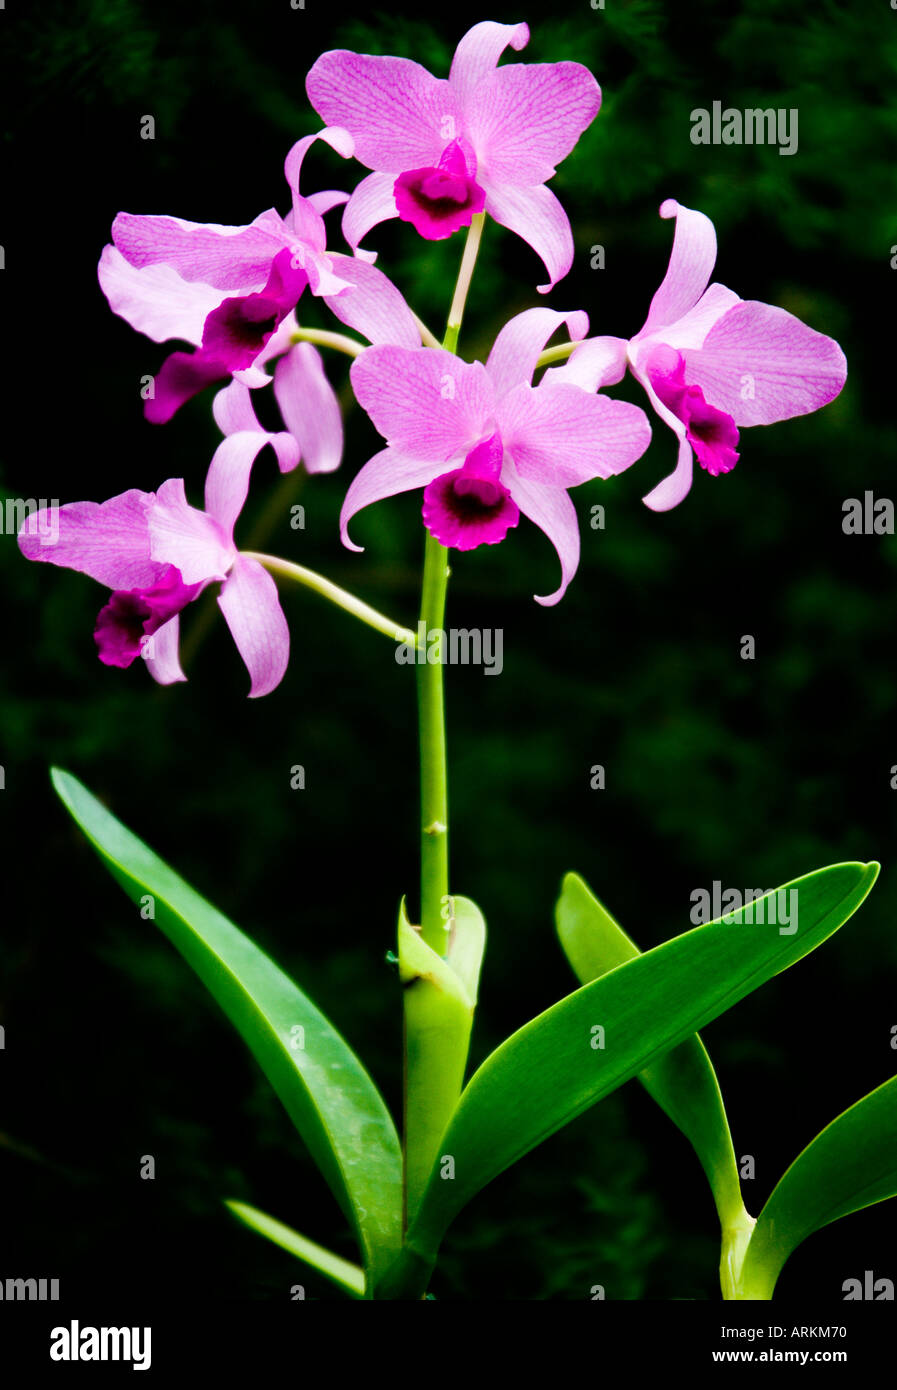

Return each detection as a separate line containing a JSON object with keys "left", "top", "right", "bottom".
{"left": 18, "top": 446, "right": 289, "bottom": 697}
{"left": 341, "top": 308, "right": 651, "bottom": 604}
{"left": 558, "top": 199, "right": 847, "bottom": 511}
{"left": 306, "top": 20, "right": 601, "bottom": 292}
{"left": 100, "top": 128, "right": 422, "bottom": 425}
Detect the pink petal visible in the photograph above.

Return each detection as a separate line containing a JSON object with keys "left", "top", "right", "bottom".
{"left": 217, "top": 554, "right": 290, "bottom": 698}
{"left": 112, "top": 211, "right": 286, "bottom": 290}
{"left": 273, "top": 343, "right": 343, "bottom": 475}
{"left": 307, "top": 189, "right": 351, "bottom": 217}
{"left": 306, "top": 51, "right": 456, "bottom": 173}
{"left": 148, "top": 479, "right": 234, "bottom": 582}
{"left": 483, "top": 182, "right": 574, "bottom": 293}
{"left": 652, "top": 282, "right": 741, "bottom": 352}
{"left": 340, "top": 447, "right": 445, "bottom": 552}
{"left": 145, "top": 350, "right": 231, "bottom": 424}
{"left": 143, "top": 614, "right": 188, "bottom": 685}
{"left": 18, "top": 490, "right": 159, "bottom": 589}
{"left": 449, "top": 20, "right": 530, "bottom": 102}
{"left": 283, "top": 126, "right": 355, "bottom": 247}
{"left": 630, "top": 361, "right": 695, "bottom": 512}
{"left": 98, "top": 246, "right": 222, "bottom": 346}
{"left": 340, "top": 171, "right": 399, "bottom": 258}
{"left": 499, "top": 383, "right": 652, "bottom": 486}
{"left": 486, "top": 307, "right": 589, "bottom": 396}
{"left": 204, "top": 430, "right": 292, "bottom": 541}
{"left": 463, "top": 61, "right": 600, "bottom": 189}
{"left": 350, "top": 346, "right": 493, "bottom": 462}
{"left": 541, "top": 336, "right": 629, "bottom": 392}
{"left": 324, "top": 253, "right": 422, "bottom": 349}
{"left": 682, "top": 300, "right": 847, "bottom": 426}
{"left": 503, "top": 461, "right": 580, "bottom": 606}
{"left": 638, "top": 199, "right": 717, "bottom": 337}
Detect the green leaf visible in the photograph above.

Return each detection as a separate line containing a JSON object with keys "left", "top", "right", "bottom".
{"left": 51, "top": 768, "right": 403, "bottom": 1291}
{"left": 556, "top": 872, "right": 743, "bottom": 1230}
{"left": 738, "top": 1074, "right": 897, "bottom": 1299}
{"left": 400, "top": 894, "right": 486, "bottom": 1223}
{"left": 224, "top": 1199, "right": 365, "bottom": 1298}
{"left": 405, "top": 861, "right": 878, "bottom": 1270}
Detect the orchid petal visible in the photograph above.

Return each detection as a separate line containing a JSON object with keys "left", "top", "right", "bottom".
{"left": 500, "top": 383, "right": 652, "bottom": 486}
{"left": 217, "top": 555, "right": 290, "bottom": 698}
{"left": 112, "top": 211, "right": 286, "bottom": 290}
{"left": 486, "top": 307, "right": 589, "bottom": 396}
{"left": 325, "top": 253, "right": 421, "bottom": 349}
{"left": 203, "top": 430, "right": 288, "bottom": 541}
{"left": 630, "top": 360, "right": 695, "bottom": 511}
{"left": 143, "top": 615, "right": 187, "bottom": 685}
{"left": 639, "top": 199, "right": 717, "bottom": 337}
{"left": 283, "top": 126, "right": 355, "bottom": 246}
{"left": 306, "top": 51, "right": 456, "bottom": 173}
{"left": 273, "top": 343, "right": 343, "bottom": 475}
{"left": 483, "top": 182, "right": 574, "bottom": 293}
{"left": 98, "top": 246, "right": 222, "bottom": 347}
{"left": 464, "top": 62, "right": 600, "bottom": 189}
{"left": 18, "top": 491, "right": 158, "bottom": 589}
{"left": 340, "top": 447, "right": 445, "bottom": 552}
{"left": 350, "top": 346, "right": 493, "bottom": 462}
{"left": 448, "top": 20, "right": 530, "bottom": 102}
{"left": 541, "top": 336, "right": 629, "bottom": 392}
{"left": 308, "top": 189, "right": 351, "bottom": 217}
{"left": 148, "top": 479, "right": 234, "bottom": 583}
{"left": 340, "top": 171, "right": 399, "bottom": 259}
{"left": 652, "top": 282, "right": 741, "bottom": 352}
{"left": 683, "top": 300, "right": 848, "bottom": 426}
{"left": 504, "top": 462, "right": 580, "bottom": 606}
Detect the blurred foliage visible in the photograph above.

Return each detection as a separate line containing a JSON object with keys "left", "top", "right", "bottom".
{"left": 1, "top": 0, "right": 896, "bottom": 1300}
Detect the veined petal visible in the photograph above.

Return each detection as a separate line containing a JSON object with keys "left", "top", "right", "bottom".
{"left": 638, "top": 199, "right": 717, "bottom": 337}
{"left": 307, "top": 189, "right": 351, "bottom": 217}
{"left": 149, "top": 478, "right": 234, "bottom": 582}
{"left": 18, "top": 490, "right": 158, "bottom": 589}
{"left": 500, "top": 383, "right": 652, "bottom": 486}
{"left": 142, "top": 614, "right": 187, "bottom": 685}
{"left": 541, "top": 335, "right": 629, "bottom": 392}
{"left": 653, "top": 282, "right": 741, "bottom": 352}
{"left": 486, "top": 307, "right": 589, "bottom": 396}
{"left": 683, "top": 300, "right": 847, "bottom": 426}
{"left": 340, "top": 171, "right": 399, "bottom": 258}
{"left": 306, "top": 51, "right": 456, "bottom": 173}
{"left": 217, "top": 554, "right": 290, "bottom": 698}
{"left": 484, "top": 182, "right": 574, "bottom": 293}
{"left": 340, "top": 447, "right": 445, "bottom": 551}
{"left": 464, "top": 62, "right": 600, "bottom": 189}
{"left": 350, "top": 346, "right": 493, "bottom": 461}
{"left": 503, "top": 461, "right": 580, "bottom": 606}
{"left": 325, "top": 253, "right": 421, "bottom": 349}
{"left": 273, "top": 343, "right": 343, "bottom": 475}
{"left": 449, "top": 20, "right": 530, "bottom": 102}
{"left": 112, "top": 211, "right": 285, "bottom": 290}
{"left": 204, "top": 429, "right": 292, "bottom": 541}
{"left": 98, "top": 246, "right": 222, "bottom": 346}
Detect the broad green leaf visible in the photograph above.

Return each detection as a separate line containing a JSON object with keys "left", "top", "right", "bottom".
{"left": 225, "top": 1199, "right": 365, "bottom": 1298}
{"left": 557, "top": 872, "right": 743, "bottom": 1229}
{"left": 738, "top": 1074, "right": 897, "bottom": 1299}
{"left": 400, "top": 894, "right": 485, "bottom": 1222}
{"left": 51, "top": 768, "right": 403, "bottom": 1291}
{"left": 405, "top": 861, "right": 878, "bottom": 1269}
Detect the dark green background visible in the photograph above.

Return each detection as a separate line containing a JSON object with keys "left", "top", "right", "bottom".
{"left": 1, "top": 0, "right": 896, "bottom": 1301}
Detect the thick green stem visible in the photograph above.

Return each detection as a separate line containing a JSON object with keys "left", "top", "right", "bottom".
{"left": 245, "top": 552, "right": 416, "bottom": 646}
{"left": 402, "top": 216, "right": 486, "bottom": 1249}
{"left": 416, "top": 532, "right": 451, "bottom": 952}
{"left": 720, "top": 1205, "right": 760, "bottom": 1299}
